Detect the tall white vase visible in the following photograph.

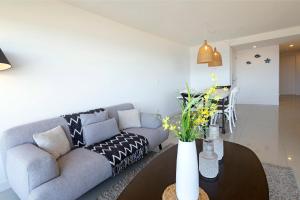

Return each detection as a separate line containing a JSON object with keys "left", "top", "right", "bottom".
{"left": 176, "top": 140, "right": 199, "bottom": 200}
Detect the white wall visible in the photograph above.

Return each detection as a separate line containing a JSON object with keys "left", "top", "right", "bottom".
{"left": 297, "top": 53, "right": 300, "bottom": 95}
{"left": 234, "top": 45, "right": 279, "bottom": 105}
{"left": 190, "top": 40, "right": 232, "bottom": 90}
{"left": 0, "top": 1, "right": 189, "bottom": 190}
{"left": 280, "top": 53, "right": 296, "bottom": 95}
{"left": 280, "top": 51, "right": 300, "bottom": 95}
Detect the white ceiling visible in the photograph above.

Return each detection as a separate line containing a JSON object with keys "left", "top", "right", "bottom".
{"left": 280, "top": 40, "right": 300, "bottom": 53}
{"left": 63, "top": 0, "right": 300, "bottom": 46}
{"left": 230, "top": 33, "right": 300, "bottom": 52}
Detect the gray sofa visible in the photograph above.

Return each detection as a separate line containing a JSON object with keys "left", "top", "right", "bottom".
{"left": 1, "top": 103, "right": 168, "bottom": 200}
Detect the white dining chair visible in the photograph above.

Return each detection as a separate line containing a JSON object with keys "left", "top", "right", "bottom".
{"left": 233, "top": 87, "right": 239, "bottom": 122}
{"left": 230, "top": 87, "right": 239, "bottom": 128}
{"left": 177, "top": 96, "right": 184, "bottom": 101}
{"left": 211, "top": 87, "right": 239, "bottom": 133}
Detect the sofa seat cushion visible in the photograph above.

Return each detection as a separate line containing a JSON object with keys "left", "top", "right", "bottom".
{"left": 125, "top": 127, "right": 168, "bottom": 151}
{"left": 29, "top": 148, "right": 112, "bottom": 200}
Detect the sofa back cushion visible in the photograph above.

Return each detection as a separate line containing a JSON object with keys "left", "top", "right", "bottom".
{"left": 105, "top": 103, "right": 134, "bottom": 124}
{"left": 140, "top": 113, "right": 162, "bottom": 129}
{"left": 83, "top": 118, "right": 120, "bottom": 146}
{"left": 80, "top": 111, "right": 108, "bottom": 126}
{"left": 118, "top": 109, "right": 141, "bottom": 130}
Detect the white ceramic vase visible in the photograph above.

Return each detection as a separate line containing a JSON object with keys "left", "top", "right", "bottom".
{"left": 176, "top": 140, "right": 199, "bottom": 200}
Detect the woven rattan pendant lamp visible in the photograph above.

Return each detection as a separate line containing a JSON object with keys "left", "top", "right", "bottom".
{"left": 197, "top": 40, "right": 213, "bottom": 64}
{"left": 208, "top": 47, "right": 222, "bottom": 67}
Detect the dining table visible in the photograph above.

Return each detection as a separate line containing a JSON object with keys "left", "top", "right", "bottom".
{"left": 178, "top": 88, "right": 230, "bottom": 134}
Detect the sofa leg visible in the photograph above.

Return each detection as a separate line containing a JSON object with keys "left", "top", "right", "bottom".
{"left": 159, "top": 144, "right": 162, "bottom": 150}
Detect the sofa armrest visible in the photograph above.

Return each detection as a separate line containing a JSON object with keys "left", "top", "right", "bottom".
{"left": 6, "top": 143, "right": 59, "bottom": 199}
{"left": 140, "top": 112, "right": 162, "bottom": 129}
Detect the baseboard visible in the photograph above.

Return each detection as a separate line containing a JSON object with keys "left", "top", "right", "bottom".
{"left": 0, "top": 180, "right": 10, "bottom": 192}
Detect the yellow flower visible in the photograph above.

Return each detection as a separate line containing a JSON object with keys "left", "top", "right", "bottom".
{"left": 194, "top": 115, "right": 209, "bottom": 126}
{"left": 194, "top": 118, "right": 203, "bottom": 125}
{"left": 169, "top": 125, "right": 177, "bottom": 131}
{"left": 196, "top": 118, "right": 206, "bottom": 126}
{"left": 202, "top": 109, "right": 209, "bottom": 116}
{"left": 210, "top": 73, "right": 217, "bottom": 82}
{"left": 163, "top": 123, "right": 169, "bottom": 130}
{"left": 162, "top": 117, "right": 170, "bottom": 130}
{"left": 204, "top": 94, "right": 209, "bottom": 101}
{"left": 214, "top": 95, "right": 221, "bottom": 101}
{"left": 206, "top": 88, "right": 212, "bottom": 96}
{"left": 162, "top": 116, "right": 169, "bottom": 124}
{"left": 203, "top": 119, "right": 209, "bottom": 124}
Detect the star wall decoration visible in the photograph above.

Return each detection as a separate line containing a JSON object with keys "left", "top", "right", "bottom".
{"left": 264, "top": 58, "right": 271, "bottom": 63}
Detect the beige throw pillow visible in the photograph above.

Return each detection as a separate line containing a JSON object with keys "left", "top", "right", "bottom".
{"left": 33, "top": 126, "right": 71, "bottom": 159}
{"left": 118, "top": 109, "right": 141, "bottom": 130}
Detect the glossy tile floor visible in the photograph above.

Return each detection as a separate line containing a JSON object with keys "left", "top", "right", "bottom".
{"left": 165, "top": 95, "right": 300, "bottom": 188}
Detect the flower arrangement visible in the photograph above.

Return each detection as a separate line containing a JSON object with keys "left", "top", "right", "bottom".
{"left": 163, "top": 74, "right": 224, "bottom": 142}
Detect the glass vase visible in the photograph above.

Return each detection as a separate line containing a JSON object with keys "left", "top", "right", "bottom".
{"left": 199, "top": 139, "right": 219, "bottom": 178}
{"left": 209, "top": 125, "right": 224, "bottom": 161}
{"left": 213, "top": 138, "right": 224, "bottom": 161}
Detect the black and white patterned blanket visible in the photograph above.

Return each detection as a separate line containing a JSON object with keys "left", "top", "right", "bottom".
{"left": 62, "top": 108, "right": 105, "bottom": 148}
{"left": 85, "top": 131, "right": 149, "bottom": 176}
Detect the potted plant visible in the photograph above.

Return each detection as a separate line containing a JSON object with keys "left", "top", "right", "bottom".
{"left": 163, "top": 75, "right": 219, "bottom": 199}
